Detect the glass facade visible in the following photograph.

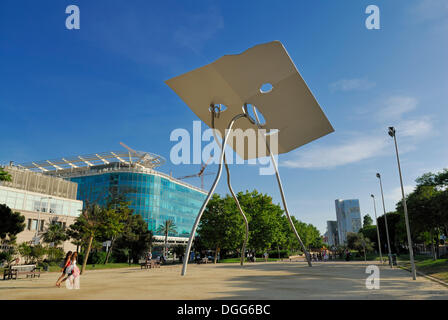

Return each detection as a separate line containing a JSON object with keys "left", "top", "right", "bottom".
{"left": 69, "top": 171, "right": 207, "bottom": 237}
{"left": 0, "top": 186, "right": 83, "bottom": 217}
{"left": 335, "top": 199, "right": 362, "bottom": 244}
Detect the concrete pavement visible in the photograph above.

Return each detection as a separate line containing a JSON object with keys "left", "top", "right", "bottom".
{"left": 0, "top": 261, "right": 447, "bottom": 300}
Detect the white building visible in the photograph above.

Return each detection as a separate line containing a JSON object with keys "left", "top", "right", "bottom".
{"left": 0, "top": 165, "right": 83, "bottom": 253}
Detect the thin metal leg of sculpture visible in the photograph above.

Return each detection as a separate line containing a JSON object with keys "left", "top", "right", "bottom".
{"left": 266, "top": 142, "right": 313, "bottom": 267}
{"left": 210, "top": 107, "right": 249, "bottom": 267}
{"left": 245, "top": 104, "right": 312, "bottom": 267}
{"left": 181, "top": 113, "right": 247, "bottom": 276}
{"left": 224, "top": 154, "right": 249, "bottom": 266}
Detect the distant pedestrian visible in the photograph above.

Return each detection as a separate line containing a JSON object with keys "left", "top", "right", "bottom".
{"left": 263, "top": 252, "right": 268, "bottom": 262}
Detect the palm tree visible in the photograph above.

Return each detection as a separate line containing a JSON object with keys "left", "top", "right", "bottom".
{"left": 42, "top": 222, "right": 67, "bottom": 247}
{"left": 157, "top": 219, "right": 177, "bottom": 258}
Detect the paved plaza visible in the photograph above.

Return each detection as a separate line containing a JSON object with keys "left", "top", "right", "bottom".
{"left": 1, "top": 261, "right": 447, "bottom": 300}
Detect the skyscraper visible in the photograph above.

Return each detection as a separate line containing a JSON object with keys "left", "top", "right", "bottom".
{"left": 335, "top": 199, "right": 362, "bottom": 244}
{"left": 326, "top": 220, "right": 339, "bottom": 246}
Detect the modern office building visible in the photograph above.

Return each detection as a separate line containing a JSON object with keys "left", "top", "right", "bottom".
{"left": 335, "top": 199, "right": 362, "bottom": 244}
{"left": 0, "top": 165, "right": 83, "bottom": 252}
{"left": 18, "top": 148, "right": 207, "bottom": 245}
{"left": 325, "top": 220, "right": 339, "bottom": 246}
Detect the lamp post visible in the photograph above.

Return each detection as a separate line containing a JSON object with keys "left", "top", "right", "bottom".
{"left": 388, "top": 127, "right": 417, "bottom": 280}
{"left": 370, "top": 194, "right": 383, "bottom": 264}
{"left": 376, "top": 173, "right": 393, "bottom": 268}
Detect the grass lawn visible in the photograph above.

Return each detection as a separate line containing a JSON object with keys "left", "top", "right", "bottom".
{"left": 398, "top": 255, "right": 448, "bottom": 283}
{"left": 348, "top": 253, "right": 384, "bottom": 262}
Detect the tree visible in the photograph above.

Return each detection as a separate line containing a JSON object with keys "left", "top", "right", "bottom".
{"left": 17, "top": 243, "right": 33, "bottom": 263}
{"left": 114, "top": 214, "right": 153, "bottom": 263}
{"left": 363, "top": 214, "right": 373, "bottom": 227}
{"left": 42, "top": 222, "right": 68, "bottom": 247}
{"left": 100, "top": 201, "right": 131, "bottom": 264}
{"left": 30, "top": 244, "right": 47, "bottom": 264}
{"left": 74, "top": 203, "right": 105, "bottom": 274}
{"left": 400, "top": 169, "right": 448, "bottom": 260}
{"left": 359, "top": 225, "right": 378, "bottom": 249}
{"left": 237, "top": 190, "right": 283, "bottom": 254}
{"left": 346, "top": 232, "right": 360, "bottom": 251}
{"left": 99, "top": 189, "right": 134, "bottom": 264}
{"left": 0, "top": 204, "right": 25, "bottom": 266}
{"left": 196, "top": 190, "right": 322, "bottom": 261}
{"left": 197, "top": 194, "right": 245, "bottom": 263}
{"left": 377, "top": 212, "right": 405, "bottom": 254}
{"left": 66, "top": 219, "right": 88, "bottom": 253}
{"left": 0, "top": 204, "right": 25, "bottom": 241}
{"left": 347, "top": 232, "right": 373, "bottom": 259}
{"left": 0, "top": 167, "right": 12, "bottom": 182}
{"left": 157, "top": 218, "right": 177, "bottom": 257}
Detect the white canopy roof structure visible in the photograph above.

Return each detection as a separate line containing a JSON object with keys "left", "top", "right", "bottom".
{"left": 19, "top": 150, "right": 166, "bottom": 172}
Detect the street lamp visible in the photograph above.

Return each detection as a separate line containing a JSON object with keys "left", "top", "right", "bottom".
{"left": 376, "top": 173, "right": 393, "bottom": 268}
{"left": 370, "top": 194, "right": 383, "bottom": 264}
{"left": 388, "top": 126, "right": 417, "bottom": 280}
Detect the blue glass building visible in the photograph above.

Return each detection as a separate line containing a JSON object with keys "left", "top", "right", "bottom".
{"left": 335, "top": 199, "right": 362, "bottom": 244}
{"left": 19, "top": 150, "right": 207, "bottom": 239}
{"left": 69, "top": 168, "right": 206, "bottom": 237}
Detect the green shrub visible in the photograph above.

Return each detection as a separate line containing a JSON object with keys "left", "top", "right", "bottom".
{"left": 46, "top": 247, "right": 64, "bottom": 262}
{"left": 88, "top": 250, "right": 108, "bottom": 264}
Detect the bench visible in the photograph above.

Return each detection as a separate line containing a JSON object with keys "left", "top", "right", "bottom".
{"left": 140, "top": 260, "right": 160, "bottom": 269}
{"left": 3, "top": 264, "right": 41, "bottom": 280}
{"left": 196, "top": 257, "right": 209, "bottom": 264}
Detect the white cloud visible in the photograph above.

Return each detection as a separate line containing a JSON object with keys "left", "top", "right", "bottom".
{"left": 375, "top": 96, "right": 433, "bottom": 138}
{"left": 386, "top": 185, "right": 415, "bottom": 203}
{"left": 376, "top": 96, "right": 418, "bottom": 122}
{"left": 329, "top": 78, "right": 376, "bottom": 92}
{"left": 281, "top": 94, "right": 433, "bottom": 170}
{"left": 396, "top": 117, "right": 433, "bottom": 138}
{"left": 282, "top": 135, "right": 388, "bottom": 169}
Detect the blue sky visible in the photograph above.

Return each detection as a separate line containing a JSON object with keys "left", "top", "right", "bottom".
{"left": 1, "top": 0, "right": 447, "bottom": 233}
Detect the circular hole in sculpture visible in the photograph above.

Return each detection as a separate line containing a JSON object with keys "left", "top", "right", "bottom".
{"left": 243, "top": 104, "right": 266, "bottom": 126}
{"left": 260, "top": 83, "right": 273, "bottom": 93}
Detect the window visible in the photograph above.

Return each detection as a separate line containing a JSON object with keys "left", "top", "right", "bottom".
{"left": 29, "top": 219, "right": 38, "bottom": 231}
{"left": 28, "top": 219, "right": 32, "bottom": 230}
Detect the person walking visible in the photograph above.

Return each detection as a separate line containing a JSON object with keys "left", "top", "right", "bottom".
{"left": 66, "top": 252, "right": 80, "bottom": 290}
{"left": 56, "top": 251, "right": 72, "bottom": 288}
{"left": 263, "top": 252, "right": 268, "bottom": 262}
